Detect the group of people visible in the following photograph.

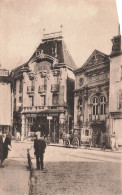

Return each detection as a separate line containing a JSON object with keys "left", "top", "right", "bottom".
{"left": 0, "top": 130, "right": 12, "bottom": 168}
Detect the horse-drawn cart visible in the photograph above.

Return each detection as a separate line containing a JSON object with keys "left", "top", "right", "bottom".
{"left": 63, "top": 130, "right": 81, "bottom": 148}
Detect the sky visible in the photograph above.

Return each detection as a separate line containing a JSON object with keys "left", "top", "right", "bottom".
{"left": 0, "top": 0, "right": 120, "bottom": 71}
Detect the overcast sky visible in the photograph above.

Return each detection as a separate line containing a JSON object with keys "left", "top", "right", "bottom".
{"left": 0, "top": 0, "right": 120, "bottom": 70}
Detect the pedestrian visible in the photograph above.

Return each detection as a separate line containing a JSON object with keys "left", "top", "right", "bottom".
{"left": 16, "top": 131, "right": 21, "bottom": 141}
{"left": 0, "top": 130, "right": 12, "bottom": 168}
{"left": 113, "top": 132, "right": 118, "bottom": 150}
{"left": 34, "top": 131, "right": 46, "bottom": 170}
{"left": 101, "top": 133, "right": 107, "bottom": 151}
{"left": 111, "top": 133, "right": 116, "bottom": 151}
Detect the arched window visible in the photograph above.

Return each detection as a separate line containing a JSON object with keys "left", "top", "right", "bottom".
{"left": 100, "top": 96, "right": 106, "bottom": 114}
{"left": 78, "top": 98, "right": 83, "bottom": 114}
{"left": 92, "top": 97, "right": 98, "bottom": 115}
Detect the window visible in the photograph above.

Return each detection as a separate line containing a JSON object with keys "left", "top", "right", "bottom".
{"left": 44, "top": 77, "right": 47, "bottom": 90}
{"left": 13, "top": 81, "right": 16, "bottom": 93}
{"left": 100, "top": 96, "right": 106, "bottom": 114}
{"left": 92, "top": 97, "right": 98, "bottom": 115}
{"left": 19, "top": 79, "right": 22, "bottom": 92}
{"left": 14, "top": 98, "right": 16, "bottom": 110}
{"left": 52, "top": 94, "right": 58, "bottom": 105}
{"left": 19, "top": 96, "right": 22, "bottom": 103}
{"left": 118, "top": 89, "right": 122, "bottom": 109}
{"left": 85, "top": 130, "right": 89, "bottom": 136}
{"left": 78, "top": 98, "right": 83, "bottom": 115}
{"left": 41, "top": 95, "right": 46, "bottom": 106}
{"left": 120, "top": 66, "right": 122, "bottom": 80}
{"left": 29, "top": 96, "right": 34, "bottom": 106}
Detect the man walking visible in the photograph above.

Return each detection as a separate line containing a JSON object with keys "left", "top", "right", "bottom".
{"left": 34, "top": 132, "right": 46, "bottom": 170}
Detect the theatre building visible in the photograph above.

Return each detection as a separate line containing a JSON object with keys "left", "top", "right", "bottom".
{"left": 74, "top": 50, "right": 110, "bottom": 147}
{"left": 109, "top": 34, "right": 122, "bottom": 145}
{"left": 11, "top": 31, "right": 76, "bottom": 142}
{"left": 0, "top": 68, "right": 13, "bottom": 133}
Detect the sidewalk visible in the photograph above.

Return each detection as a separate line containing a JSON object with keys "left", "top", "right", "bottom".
{"left": 49, "top": 139, "right": 122, "bottom": 153}
{"left": 0, "top": 141, "right": 32, "bottom": 195}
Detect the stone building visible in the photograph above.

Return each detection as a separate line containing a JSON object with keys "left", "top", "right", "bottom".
{"left": 74, "top": 50, "right": 110, "bottom": 146}
{"left": 11, "top": 31, "right": 76, "bottom": 142}
{"left": 109, "top": 34, "right": 122, "bottom": 145}
{"left": 0, "top": 67, "right": 13, "bottom": 133}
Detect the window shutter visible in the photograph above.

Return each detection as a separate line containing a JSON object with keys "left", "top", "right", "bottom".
{"left": 115, "top": 67, "right": 120, "bottom": 82}
{"left": 59, "top": 85, "right": 64, "bottom": 106}
{"left": 119, "top": 90, "right": 122, "bottom": 109}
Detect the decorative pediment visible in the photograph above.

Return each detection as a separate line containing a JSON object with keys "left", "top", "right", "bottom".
{"left": 82, "top": 50, "right": 109, "bottom": 69}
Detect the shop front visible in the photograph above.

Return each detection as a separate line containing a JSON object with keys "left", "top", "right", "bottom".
{"left": 22, "top": 109, "right": 65, "bottom": 143}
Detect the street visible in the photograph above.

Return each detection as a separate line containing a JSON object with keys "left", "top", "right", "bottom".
{"left": 0, "top": 141, "right": 121, "bottom": 195}
{"left": 30, "top": 144, "right": 122, "bottom": 195}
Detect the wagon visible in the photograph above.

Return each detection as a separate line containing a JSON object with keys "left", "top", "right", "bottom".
{"left": 63, "top": 132, "right": 80, "bottom": 148}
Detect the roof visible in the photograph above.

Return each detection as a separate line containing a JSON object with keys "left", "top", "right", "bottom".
{"left": 11, "top": 62, "right": 28, "bottom": 78}
{"left": 29, "top": 36, "right": 77, "bottom": 70}
{"left": 74, "top": 50, "right": 109, "bottom": 74}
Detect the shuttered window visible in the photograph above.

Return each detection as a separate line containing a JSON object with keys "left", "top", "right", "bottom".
{"left": 59, "top": 85, "right": 64, "bottom": 105}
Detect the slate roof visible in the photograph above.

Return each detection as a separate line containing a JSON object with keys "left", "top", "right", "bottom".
{"left": 29, "top": 36, "right": 77, "bottom": 70}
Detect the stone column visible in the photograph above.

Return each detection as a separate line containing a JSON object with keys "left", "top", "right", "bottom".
{"left": 21, "top": 114, "right": 25, "bottom": 141}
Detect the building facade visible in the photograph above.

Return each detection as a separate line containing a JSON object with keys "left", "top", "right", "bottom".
{"left": 0, "top": 68, "right": 13, "bottom": 133}
{"left": 11, "top": 31, "right": 76, "bottom": 142}
{"left": 74, "top": 50, "right": 110, "bottom": 147}
{"left": 109, "top": 34, "right": 122, "bottom": 145}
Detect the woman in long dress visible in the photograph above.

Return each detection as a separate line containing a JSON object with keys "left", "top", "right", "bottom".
{"left": 111, "top": 134, "right": 116, "bottom": 151}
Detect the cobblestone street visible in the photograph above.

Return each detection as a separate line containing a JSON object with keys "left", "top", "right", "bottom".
{"left": 30, "top": 145, "right": 122, "bottom": 195}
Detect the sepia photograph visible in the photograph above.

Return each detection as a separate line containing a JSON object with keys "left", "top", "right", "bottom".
{"left": 0, "top": 0, "right": 122, "bottom": 194}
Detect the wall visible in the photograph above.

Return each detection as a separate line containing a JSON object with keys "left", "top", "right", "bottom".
{"left": 0, "top": 83, "right": 12, "bottom": 125}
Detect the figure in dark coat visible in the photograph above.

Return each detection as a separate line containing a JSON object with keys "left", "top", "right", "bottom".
{"left": 34, "top": 132, "right": 46, "bottom": 170}
{"left": 0, "top": 132, "right": 11, "bottom": 168}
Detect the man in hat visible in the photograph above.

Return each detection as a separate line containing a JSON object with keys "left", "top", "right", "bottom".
{"left": 34, "top": 131, "right": 46, "bottom": 170}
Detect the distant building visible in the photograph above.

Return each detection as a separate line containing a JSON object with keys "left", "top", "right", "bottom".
{"left": 11, "top": 31, "right": 77, "bottom": 142}
{"left": 0, "top": 68, "right": 13, "bottom": 133}
{"left": 74, "top": 50, "right": 110, "bottom": 147}
{"left": 109, "top": 34, "right": 122, "bottom": 145}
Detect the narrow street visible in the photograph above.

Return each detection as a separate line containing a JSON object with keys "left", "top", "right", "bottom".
{"left": 31, "top": 145, "right": 122, "bottom": 195}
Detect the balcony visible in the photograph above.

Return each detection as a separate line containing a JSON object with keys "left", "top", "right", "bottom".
{"left": 22, "top": 106, "right": 48, "bottom": 113}
{"left": 27, "top": 86, "right": 35, "bottom": 95}
{"left": 89, "top": 114, "right": 106, "bottom": 122}
{"left": 51, "top": 84, "right": 59, "bottom": 92}
{"left": 38, "top": 85, "right": 47, "bottom": 93}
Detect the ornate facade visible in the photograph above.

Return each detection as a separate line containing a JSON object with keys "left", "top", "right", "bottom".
{"left": 109, "top": 34, "right": 122, "bottom": 145}
{"left": 11, "top": 31, "right": 76, "bottom": 142}
{"left": 74, "top": 50, "right": 110, "bottom": 146}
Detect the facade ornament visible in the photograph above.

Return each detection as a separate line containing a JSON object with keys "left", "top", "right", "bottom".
{"left": 39, "top": 70, "right": 47, "bottom": 78}
{"left": 52, "top": 69, "right": 60, "bottom": 76}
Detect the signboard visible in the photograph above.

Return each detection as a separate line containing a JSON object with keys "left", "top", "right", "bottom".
{"left": 47, "top": 116, "right": 53, "bottom": 120}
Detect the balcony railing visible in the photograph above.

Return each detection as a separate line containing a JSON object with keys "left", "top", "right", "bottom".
{"left": 22, "top": 106, "right": 48, "bottom": 113}
{"left": 27, "top": 86, "right": 35, "bottom": 93}
{"left": 51, "top": 84, "right": 59, "bottom": 92}
{"left": 38, "top": 85, "right": 47, "bottom": 93}
{"left": 89, "top": 114, "right": 106, "bottom": 122}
